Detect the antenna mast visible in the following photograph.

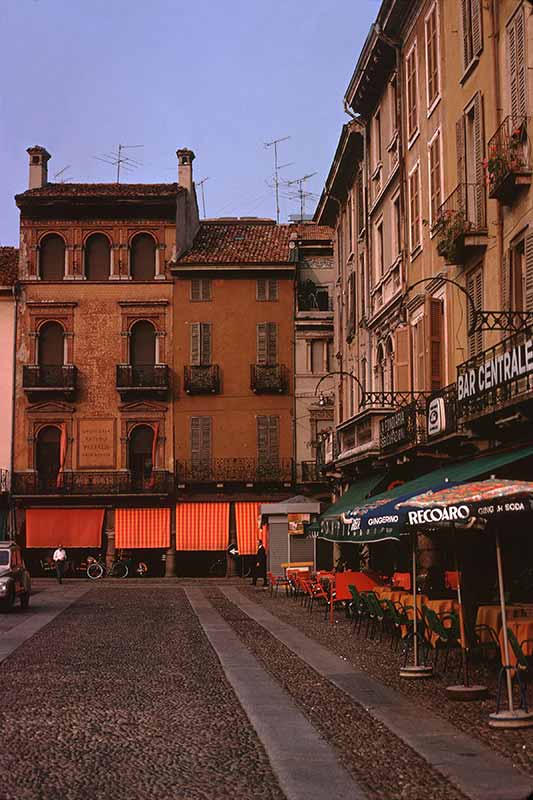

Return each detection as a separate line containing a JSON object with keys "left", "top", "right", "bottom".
{"left": 286, "top": 172, "right": 318, "bottom": 221}
{"left": 93, "top": 144, "right": 144, "bottom": 183}
{"left": 197, "top": 177, "right": 210, "bottom": 218}
{"left": 264, "top": 135, "right": 290, "bottom": 223}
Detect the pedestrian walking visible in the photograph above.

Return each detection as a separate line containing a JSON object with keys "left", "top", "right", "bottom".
{"left": 251, "top": 538, "right": 267, "bottom": 587}
{"left": 53, "top": 544, "right": 67, "bottom": 585}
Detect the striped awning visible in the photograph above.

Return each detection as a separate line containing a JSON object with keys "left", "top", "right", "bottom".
{"left": 115, "top": 508, "right": 170, "bottom": 549}
{"left": 26, "top": 508, "right": 104, "bottom": 548}
{"left": 176, "top": 503, "right": 229, "bottom": 551}
{"left": 235, "top": 502, "right": 261, "bottom": 555}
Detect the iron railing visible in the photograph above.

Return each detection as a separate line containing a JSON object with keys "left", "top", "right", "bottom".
{"left": 12, "top": 470, "right": 173, "bottom": 495}
{"left": 487, "top": 115, "right": 531, "bottom": 201}
{"left": 297, "top": 461, "right": 323, "bottom": 483}
{"left": 184, "top": 364, "right": 220, "bottom": 394}
{"left": 456, "top": 328, "right": 533, "bottom": 420}
{"left": 379, "top": 396, "right": 428, "bottom": 453}
{"left": 434, "top": 182, "right": 487, "bottom": 262}
{"left": 116, "top": 364, "right": 169, "bottom": 391}
{"left": 176, "top": 458, "right": 293, "bottom": 484}
{"left": 250, "top": 364, "right": 289, "bottom": 394}
{"left": 23, "top": 365, "right": 77, "bottom": 392}
{"left": 360, "top": 390, "right": 431, "bottom": 410}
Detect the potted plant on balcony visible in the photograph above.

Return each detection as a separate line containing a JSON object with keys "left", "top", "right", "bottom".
{"left": 486, "top": 121, "right": 527, "bottom": 199}
{"left": 433, "top": 209, "right": 472, "bottom": 264}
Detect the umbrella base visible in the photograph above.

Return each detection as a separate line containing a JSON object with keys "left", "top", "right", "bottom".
{"left": 489, "top": 709, "right": 533, "bottom": 729}
{"left": 400, "top": 664, "right": 433, "bottom": 679}
{"left": 446, "top": 684, "right": 488, "bottom": 701}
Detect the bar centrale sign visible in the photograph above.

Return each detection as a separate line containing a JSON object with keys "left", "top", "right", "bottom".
{"left": 458, "top": 336, "right": 533, "bottom": 402}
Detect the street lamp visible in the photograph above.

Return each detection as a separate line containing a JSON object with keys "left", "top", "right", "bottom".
{"left": 314, "top": 370, "right": 365, "bottom": 405}
{"left": 398, "top": 275, "right": 478, "bottom": 335}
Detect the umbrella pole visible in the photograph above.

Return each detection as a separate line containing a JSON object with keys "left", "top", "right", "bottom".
{"left": 489, "top": 527, "right": 533, "bottom": 727}
{"left": 400, "top": 531, "right": 432, "bottom": 679}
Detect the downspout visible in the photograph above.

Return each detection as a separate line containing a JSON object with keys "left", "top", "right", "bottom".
{"left": 292, "top": 253, "right": 297, "bottom": 487}
{"left": 9, "top": 283, "right": 19, "bottom": 541}
{"left": 489, "top": 0, "right": 504, "bottom": 314}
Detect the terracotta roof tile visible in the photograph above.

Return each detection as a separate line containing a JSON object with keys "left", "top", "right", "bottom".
{"left": 178, "top": 220, "right": 293, "bottom": 265}
{"left": 0, "top": 247, "right": 19, "bottom": 286}
{"left": 16, "top": 183, "right": 181, "bottom": 203}
{"left": 290, "top": 223, "right": 334, "bottom": 241}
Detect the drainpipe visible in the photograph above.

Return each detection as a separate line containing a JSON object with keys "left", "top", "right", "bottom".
{"left": 489, "top": 0, "right": 504, "bottom": 316}
{"left": 9, "top": 283, "right": 19, "bottom": 541}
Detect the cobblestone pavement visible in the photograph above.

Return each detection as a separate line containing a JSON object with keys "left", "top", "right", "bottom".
{"left": 0, "top": 586, "right": 285, "bottom": 800}
{"left": 239, "top": 585, "right": 533, "bottom": 777}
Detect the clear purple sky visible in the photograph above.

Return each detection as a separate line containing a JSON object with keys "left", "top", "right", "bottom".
{"left": 0, "top": 0, "right": 379, "bottom": 245}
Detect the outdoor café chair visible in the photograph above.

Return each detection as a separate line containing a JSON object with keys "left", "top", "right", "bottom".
{"left": 361, "top": 591, "right": 387, "bottom": 641}
{"left": 308, "top": 581, "right": 331, "bottom": 618}
{"left": 348, "top": 584, "right": 368, "bottom": 635}
{"left": 471, "top": 624, "right": 501, "bottom": 664}
{"left": 494, "top": 629, "right": 533, "bottom": 713}
{"left": 423, "top": 608, "right": 461, "bottom": 673}
{"left": 382, "top": 599, "right": 412, "bottom": 651}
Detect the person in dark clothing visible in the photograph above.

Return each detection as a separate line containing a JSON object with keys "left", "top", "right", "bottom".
{"left": 251, "top": 539, "right": 267, "bottom": 587}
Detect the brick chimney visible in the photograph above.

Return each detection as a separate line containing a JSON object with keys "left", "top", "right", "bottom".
{"left": 27, "top": 146, "right": 51, "bottom": 189}
{"left": 176, "top": 148, "right": 195, "bottom": 193}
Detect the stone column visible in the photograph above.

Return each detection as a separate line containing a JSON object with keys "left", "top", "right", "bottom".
{"left": 164, "top": 504, "right": 177, "bottom": 577}
{"left": 104, "top": 509, "right": 115, "bottom": 569}
{"left": 226, "top": 502, "right": 238, "bottom": 577}
{"left": 155, "top": 243, "right": 166, "bottom": 280}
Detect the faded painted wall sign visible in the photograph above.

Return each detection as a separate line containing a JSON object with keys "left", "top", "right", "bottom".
{"left": 78, "top": 419, "right": 116, "bottom": 469}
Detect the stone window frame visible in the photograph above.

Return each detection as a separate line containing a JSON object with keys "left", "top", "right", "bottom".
{"left": 119, "top": 406, "right": 167, "bottom": 472}
{"left": 27, "top": 302, "right": 76, "bottom": 364}
{"left": 26, "top": 404, "right": 75, "bottom": 471}
{"left": 82, "top": 230, "right": 114, "bottom": 281}
{"left": 127, "top": 230, "right": 165, "bottom": 280}
{"left": 118, "top": 301, "right": 169, "bottom": 365}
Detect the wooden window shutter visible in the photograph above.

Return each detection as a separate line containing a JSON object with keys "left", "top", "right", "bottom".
{"left": 502, "top": 250, "right": 511, "bottom": 311}
{"left": 471, "top": 0, "right": 483, "bottom": 58}
{"left": 257, "top": 280, "right": 267, "bottom": 301}
{"left": 191, "top": 323, "right": 201, "bottom": 365}
{"left": 268, "top": 416, "right": 280, "bottom": 464}
{"left": 394, "top": 325, "right": 411, "bottom": 392}
{"left": 426, "top": 297, "right": 444, "bottom": 391}
{"left": 406, "top": 47, "right": 418, "bottom": 139}
{"left": 473, "top": 92, "right": 485, "bottom": 228}
{"left": 191, "top": 279, "right": 201, "bottom": 301}
{"left": 456, "top": 116, "right": 466, "bottom": 189}
{"left": 200, "top": 323, "right": 211, "bottom": 365}
{"left": 508, "top": 9, "right": 527, "bottom": 119}
{"left": 429, "top": 134, "right": 442, "bottom": 223}
{"left": 266, "top": 322, "right": 277, "bottom": 365}
{"left": 268, "top": 279, "right": 278, "bottom": 301}
{"left": 257, "top": 323, "right": 267, "bottom": 364}
{"left": 467, "top": 267, "right": 484, "bottom": 356}
{"left": 426, "top": 6, "right": 439, "bottom": 106}
{"left": 191, "top": 417, "right": 211, "bottom": 464}
{"left": 257, "top": 416, "right": 269, "bottom": 463}
{"left": 525, "top": 232, "right": 533, "bottom": 312}
{"left": 201, "top": 279, "right": 211, "bottom": 301}
{"left": 414, "top": 320, "right": 426, "bottom": 391}
{"left": 461, "top": 0, "right": 471, "bottom": 71}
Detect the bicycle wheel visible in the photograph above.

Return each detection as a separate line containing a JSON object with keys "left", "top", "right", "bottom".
{"left": 87, "top": 562, "right": 104, "bottom": 580}
{"left": 110, "top": 561, "right": 128, "bottom": 579}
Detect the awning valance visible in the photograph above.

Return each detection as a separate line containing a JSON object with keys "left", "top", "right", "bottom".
{"left": 319, "top": 472, "right": 385, "bottom": 521}
{"left": 115, "top": 508, "right": 170, "bottom": 549}
{"left": 235, "top": 502, "right": 261, "bottom": 555}
{"left": 26, "top": 508, "right": 104, "bottom": 548}
{"left": 176, "top": 503, "right": 229, "bottom": 551}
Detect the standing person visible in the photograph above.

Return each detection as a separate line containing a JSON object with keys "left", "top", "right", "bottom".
{"left": 251, "top": 538, "right": 267, "bottom": 587}
{"left": 53, "top": 544, "right": 67, "bottom": 585}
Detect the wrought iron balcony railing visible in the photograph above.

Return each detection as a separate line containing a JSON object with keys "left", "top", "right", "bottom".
{"left": 116, "top": 364, "right": 169, "bottom": 393}
{"left": 23, "top": 365, "right": 77, "bottom": 393}
{"left": 487, "top": 115, "right": 531, "bottom": 203}
{"left": 176, "top": 458, "right": 293, "bottom": 484}
{"left": 12, "top": 470, "right": 173, "bottom": 495}
{"left": 379, "top": 396, "right": 428, "bottom": 453}
{"left": 360, "top": 390, "right": 431, "bottom": 410}
{"left": 434, "top": 183, "right": 487, "bottom": 263}
{"left": 184, "top": 364, "right": 220, "bottom": 394}
{"left": 250, "top": 364, "right": 289, "bottom": 394}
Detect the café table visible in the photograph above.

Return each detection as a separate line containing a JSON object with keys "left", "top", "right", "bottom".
{"left": 476, "top": 605, "right": 528, "bottom": 643}
{"left": 374, "top": 586, "right": 410, "bottom": 605}
{"left": 498, "top": 616, "right": 533, "bottom": 668}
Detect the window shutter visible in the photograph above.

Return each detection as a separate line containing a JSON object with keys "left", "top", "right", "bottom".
{"left": 502, "top": 250, "right": 511, "bottom": 311}
{"left": 394, "top": 325, "right": 411, "bottom": 392}
{"left": 461, "top": 0, "right": 470, "bottom": 71}
{"left": 525, "top": 232, "right": 533, "bottom": 312}
{"left": 509, "top": 9, "right": 527, "bottom": 119}
{"left": 415, "top": 320, "right": 426, "bottom": 391}
{"left": 508, "top": 15, "right": 519, "bottom": 120}
{"left": 268, "top": 279, "right": 278, "bottom": 301}
{"left": 191, "top": 323, "right": 201, "bottom": 365}
{"left": 191, "top": 279, "right": 201, "bottom": 302}
{"left": 257, "top": 280, "right": 267, "bottom": 301}
{"left": 200, "top": 323, "right": 212, "bottom": 365}
{"left": 191, "top": 417, "right": 211, "bottom": 465}
{"left": 471, "top": 0, "right": 483, "bottom": 58}
{"left": 429, "top": 134, "right": 442, "bottom": 224}
{"left": 456, "top": 116, "right": 466, "bottom": 190}
{"left": 267, "top": 322, "right": 277, "bottom": 365}
{"left": 268, "top": 416, "right": 280, "bottom": 465}
{"left": 201, "top": 279, "right": 212, "bottom": 301}
{"left": 473, "top": 92, "right": 485, "bottom": 228}
{"left": 467, "top": 267, "right": 483, "bottom": 356}
{"left": 257, "top": 323, "right": 267, "bottom": 364}
{"left": 426, "top": 297, "right": 444, "bottom": 391}
{"left": 257, "top": 416, "right": 269, "bottom": 463}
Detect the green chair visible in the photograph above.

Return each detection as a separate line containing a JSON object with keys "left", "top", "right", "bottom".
{"left": 363, "top": 591, "right": 387, "bottom": 641}
{"left": 495, "top": 629, "right": 533, "bottom": 713}
{"left": 423, "top": 608, "right": 460, "bottom": 672}
{"left": 348, "top": 584, "right": 368, "bottom": 635}
{"left": 382, "top": 599, "right": 411, "bottom": 651}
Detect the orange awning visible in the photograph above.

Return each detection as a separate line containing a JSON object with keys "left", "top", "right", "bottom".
{"left": 235, "top": 502, "right": 262, "bottom": 555}
{"left": 115, "top": 508, "right": 170, "bottom": 549}
{"left": 176, "top": 503, "right": 229, "bottom": 551}
{"left": 26, "top": 508, "right": 104, "bottom": 548}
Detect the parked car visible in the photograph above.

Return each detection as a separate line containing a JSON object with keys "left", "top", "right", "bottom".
{"left": 0, "top": 542, "right": 31, "bottom": 611}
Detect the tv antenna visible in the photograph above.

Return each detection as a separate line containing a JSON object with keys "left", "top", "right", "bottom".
{"left": 93, "top": 144, "right": 144, "bottom": 183}
{"left": 286, "top": 172, "right": 318, "bottom": 221}
{"left": 197, "top": 177, "right": 210, "bottom": 218}
{"left": 53, "top": 165, "right": 72, "bottom": 183}
{"left": 264, "top": 135, "right": 290, "bottom": 223}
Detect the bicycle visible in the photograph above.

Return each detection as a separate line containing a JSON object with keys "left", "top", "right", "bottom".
{"left": 86, "top": 555, "right": 129, "bottom": 580}
{"left": 208, "top": 557, "right": 227, "bottom": 578}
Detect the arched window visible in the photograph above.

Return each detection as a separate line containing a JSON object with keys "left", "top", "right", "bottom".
{"left": 129, "top": 424, "right": 154, "bottom": 488}
{"left": 131, "top": 234, "right": 156, "bottom": 281}
{"left": 386, "top": 336, "right": 394, "bottom": 393}
{"left": 38, "top": 322, "right": 64, "bottom": 366}
{"left": 376, "top": 344, "right": 385, "bottom": 394}
{"left": 39, "top": 234, "right": 65, "bottom": 281}
{"left": 36, "top": 425, "right": 61, "bottom": 489}
{"left": 85, "top": 234, "right": 110, "bottom": 280}
{"left": 130, "top": 320, "right": 156, "bottom": 366}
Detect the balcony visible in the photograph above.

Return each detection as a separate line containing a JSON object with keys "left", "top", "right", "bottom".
{"left": 379, "top": 397, "right": 428, "bottom": 455}
{"left": 434, "top": 183, "right": 487, "bottom": 264}
{"left": 297, "top": 280, "right": 333, "bottom": 312}
{"left": 23, "top": 365, "right": 77, "bottom": 399}
{"left": 12, "top": 470, "right": 173, "bottom": 496}
{"left": 184, "top": 364, "right": 220, "bottom": 394}
{"left": 251, "top": 364, "right": 289, "bottom": 394}
{"left": 116, "top": 364, "right": 169, "bottom": 398}
{"left": 487, "top": 115, "right": 532, "bottom": 204}
{"left": 176, "top": 458, "right": 293, "bottom": 485}
{"left": 296, "top": 461, "right": 324, "bottom": 483}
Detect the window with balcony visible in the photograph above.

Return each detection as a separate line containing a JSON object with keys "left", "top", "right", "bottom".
{"left": 185, "top": 322, "right": 219, "bottom": 393}
{"left": 460, "top": 0, "right": 483, "bottom": 75}
{"left": 257, "top": 416, "right": 280, "bottom": 476}
{"left": 508, "top": 6, "right": 527, "bottom": 120}
{"left": 191, "top": 416, "right": 212, "bottom": 480}
{"left": 130, "top": 234, "right": 156, "bottom": 281}
{"left": 425, "top": 2, "right": 440, "bottom": 111}
{"left": 85, "top": 234, "right": 111, "bottom": 281}
{"left": 191, "top": 278, "right": 212, "bottom": 301}
{"left": 36, "top": 425, "right": 61, "bottom": 489}
{"left": 129, "top": 424, "right": 154, "bottom": 489}
{"left": 131, "top": 320, "right": 156, "bottom": 366}
{"left": 257, "top": 279, "right": 278, "bottom": 301}
{"left": 39, "top": 234, "right": 65, "bottom": 281}
{"left": 406, "top": 41, "right": 419, "bottom": 144}
{"left": 257, "top": 322, "right": 277, "bottom": 366}
{"left": 116, "top": 320, "right": 168, "bottom": 394}
{"left": 39, "top": 321, "right": 64, "bottom": 368}
{"left": 191, "top": 322, "right": 212, "bottom": 366}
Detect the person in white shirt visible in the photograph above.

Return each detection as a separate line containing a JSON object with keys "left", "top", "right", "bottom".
{"left": 53, "top": 545, "right": 67, "bottom": 585}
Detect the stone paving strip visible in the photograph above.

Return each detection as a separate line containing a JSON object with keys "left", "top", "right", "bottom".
{"left": 0, "top": 582, "right": 92, "bottom": 664}
{"left": 186, "top": 588, "right": 366, "bottom": 800}
{"left": 0, "top": 587, "right": 286, "bottom": 800}
{"left": 223, "top": 587, "right": 533, "bottom": 800}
